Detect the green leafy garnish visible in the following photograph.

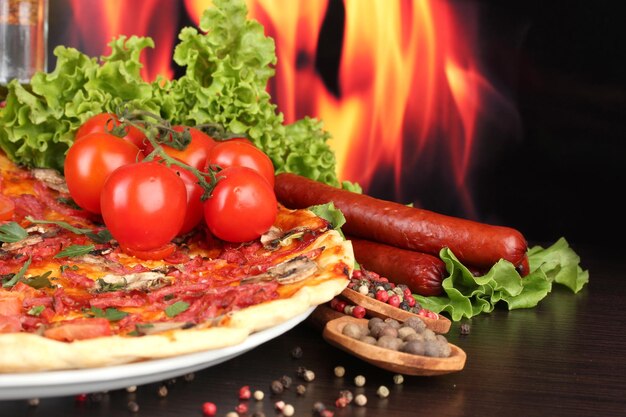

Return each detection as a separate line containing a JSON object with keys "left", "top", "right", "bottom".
{"left": 26, "top": 217, "right": 111, "bottom": 244}
{"left": 2, "top": 257, "right": 31, "bottom": 288}
{"left": 165, "top": 301, "right": 189, "bottom": 318}
{"left": 414, "top": 238, "right": 589, "bottom": 320}
{"left": 309, "top": 202, "right": 346, "bottom": 232}
{"left": 54, "top": 244, "right": 96, "bottom": 258}
{"left": 27, "top": 306, "right": 45, "bottom": 316}
{"left": 0, "top": 0, "right": 340, "bottom": 187}
{"left": 87, "top": 307, "right": 129, "bottom": 321}
{"left": 0, "top": 222, "right": 28, "bottom": 243}
{"left": 23, "top": 271, "right": 54, "bottom": 289}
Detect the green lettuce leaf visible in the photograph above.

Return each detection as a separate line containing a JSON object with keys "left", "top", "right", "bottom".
{"left": 0, "top": 0, "right": 340, "bottom": 186}
{"left": 415, "top": 238, "right": 589, "bottom": 321}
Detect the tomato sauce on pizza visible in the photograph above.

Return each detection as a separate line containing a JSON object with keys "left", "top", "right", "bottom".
{"left": 0, "top": 151, "right": 354, "bottom": 372}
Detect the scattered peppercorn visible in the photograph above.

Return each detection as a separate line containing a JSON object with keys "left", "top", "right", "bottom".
{"left": 393, "top": 374, "right": 404, "bottom": 385}
{"left": 335, "top": 396, "right": 349, "bottom": 408}
{"left": 296, "top": 384, "right": 306, "bottom": 396}
{"left": 183, "top": 373, "right": 195, "bottom": 382}
{"left": 225, "top": 412, "right": 239, "bottom": 417}
{"left": 239, "top": 385, "right": 251, "bottom": 400}
{"left": 126, "top": 385, "right": 137, "bottom": 393}
{"left": 376, "top": 385, "right": 390, "bottom": 398}
{"left": 333, "top": 366, "right": 346, "bottom": 377}
{"left": 339, "top": 390, "right": 353, "bottom": 403}
{"left": 235, "top": 402, "right": 248, "bottom": 414}
{"left": 274, "top": 400, "right": 285, "bottom": 411}
{"left": 270, "top": 380, "right": 284, "bottom": 394}
{"left": 291, "top": 346, "right": 303, "bottom": 359}
{"left": 157, "top": 384, "right": 168, "bottom": 398}
{"left": 312, "top": 401, "right": 326, "bottom": 414}
{"left": 127, "top": 401, "right": 139, "bottom": 413}
{"left": 252, "top": 412, "right": 266, "bottom": 417}
{"left": 354, "top": 394, "right": 367, "bottom": 406}
{"left": 460, "top": 322, "right": 471, "bottom": 335}
{"left": 280, "top": 375, "right": 293, "bottom": 389}
{"left": 202, "top": 402, "right": 217, "bottom": 416}
{"left": 303, "top": 370, "right": 316, "bottom": 382}
{"left": 354, "top": 375, "right": 366, "bottom": 387}
{"left": 253, "top": 390, "right": 265, "bottom": 401}
{"left": 74, "top": 394, "right": 88, "bottom": 403}
{"left": 282, "top": 403, "right": 295, "bottom": 417}
{"left": 27, "top": 398, "right": 39, "bottom": 407}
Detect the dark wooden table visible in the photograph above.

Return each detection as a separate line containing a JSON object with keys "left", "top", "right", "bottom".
{"left": 1, "top": 246, "right": 624, "bottom": 417}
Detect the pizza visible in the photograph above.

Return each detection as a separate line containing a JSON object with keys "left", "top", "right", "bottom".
{"left": 0, "top": 150, "right": 354, "bottom": 373}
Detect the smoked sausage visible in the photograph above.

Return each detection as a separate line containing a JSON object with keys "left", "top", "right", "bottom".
{"left": 275, "top": 173, "right": 529, "bottom": 275}
{"left": 349, "top": 237, "right": 446, "bottom": 296}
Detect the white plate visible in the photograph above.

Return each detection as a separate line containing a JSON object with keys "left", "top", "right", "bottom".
{"left": 0, "top": 307, "right": 314, "bottom": 400}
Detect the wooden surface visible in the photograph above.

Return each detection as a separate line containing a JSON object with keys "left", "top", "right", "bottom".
{"left": 1, "top": 246, "right": 625, "bottom": 417}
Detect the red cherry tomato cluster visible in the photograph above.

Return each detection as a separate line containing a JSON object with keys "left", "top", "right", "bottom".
{"left": 63, "top": 113, "right": 278, "bottom": 258}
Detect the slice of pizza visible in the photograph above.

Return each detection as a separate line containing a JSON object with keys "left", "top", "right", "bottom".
{"left": 0, "top": 151, "right": 354, "bottom": 372}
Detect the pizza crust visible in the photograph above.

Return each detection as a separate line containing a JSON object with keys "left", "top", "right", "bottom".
{"left": 0, "top": 226, "right": 354, "bottom": 373}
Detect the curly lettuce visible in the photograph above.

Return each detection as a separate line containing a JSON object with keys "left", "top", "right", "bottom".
{"left": 414, "top": 238, "right": 589, "bottom": 320}
{"left": 0, "top": 0, "right": 340, "bottom": 186}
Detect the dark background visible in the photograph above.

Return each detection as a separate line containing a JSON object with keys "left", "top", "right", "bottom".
{"left": 48, "top": 0, "right": 626, "bottom": 253}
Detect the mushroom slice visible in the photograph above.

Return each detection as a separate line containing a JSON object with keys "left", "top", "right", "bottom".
{"left": 242, "top": 255, "right": 318, "bottom": 285}
{"left": 261, "top": 226, "right": 308, "bottom": 250}
{"left": 95, "top": 271, "right": 172, "bottom": 292}
{"left": 32, "top": 168, "right": 70, "bottom": 194}
{"left": 1, "top": 235, "right": 43, "bottom": 251}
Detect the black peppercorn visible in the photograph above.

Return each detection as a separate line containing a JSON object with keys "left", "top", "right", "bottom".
{"left": 270, "top": 380, "right": 284, "bottom": 394}
{"left": 291, "top": 346, "right": 303, "bottom": 359}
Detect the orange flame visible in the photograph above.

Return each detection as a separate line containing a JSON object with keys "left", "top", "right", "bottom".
{"left": 240, "top": 0, "right": 508, "bottom": 216}
{"left": 67, "top": 0, "right": 177, "bottom": 81}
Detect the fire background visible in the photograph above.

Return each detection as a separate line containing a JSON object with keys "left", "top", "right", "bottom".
{"left": 46, "top": 0, "right": 626, "bottom": 254}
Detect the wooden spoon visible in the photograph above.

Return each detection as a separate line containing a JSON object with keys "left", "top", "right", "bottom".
{"left": 341, "top": 287, "right": 452, "bottom": 334}
{"left": 322, "top": 314, "right": 466, "bottom": 376}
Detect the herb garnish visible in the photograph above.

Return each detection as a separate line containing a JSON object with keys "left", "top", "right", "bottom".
{"left": 25, "top": 217, "right": 112, "bottom": 244}
{"left": 86, "top": 307, "right": 129, "bottom": 321}
{"left": 22, "top": 271, "right": 54, "bottom": 289}
{"left": 54, "top": 244, "right": 96, "bottom": 258}
{"left": 165, "top": 301, "right": 189, "bottom": 318}
{"left": 0, "top": 222, "right": 28, "bottom": 243}
{"left": 2, "top": 257, "right": 31, "bottom": 288}
{"left": 27, "top": 306, "right": 45, "bottom": 316}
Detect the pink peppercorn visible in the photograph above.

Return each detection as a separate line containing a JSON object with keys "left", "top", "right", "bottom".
{"left": 352, "top": 306, "right": 366, "bottom": 319}
{"left": 407, "top": 296, "right": 416, "bottom": 307}
{"left": 239, "top": 385, "right": 251, "bottom": 400}
{"left": 235, "top": 402, "right": 248, "bottom": 414}
{"left": 403, "top": 287, "right": 412, "bottom": 298}
{"left": 202, "top": 402, "right": 217, "bottom": 416}
{"left": 335, "top": 397, "right": 349, "bottom": 408}
{"left": 388, "top": 294, "right": 401, "bottom": 308}
{"left": 375, "top": 290, "right": 389, "bottom": 302}
{"left": 74, "top": 394, "right": 88, "bottom": 403}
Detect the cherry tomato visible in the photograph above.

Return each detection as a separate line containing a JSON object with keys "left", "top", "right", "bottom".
{"left": 75, "top": 113, "right": 147, "bottom": 148}
{"left": 43, "top": 318, "right": 112, "bottom": 342}
{"left": 100, "top": 161, "right": 187, "bottom": 251}
{"left": 170, "top": 163, "right": 204, "bottom": 235}
{"left": 0, "top": 195, "right": 15, "bottom": 221}
{"left": 64, "top": 133, "right": 143, "bottom": 214}
{"left": 206, "top": 140, "right": 275, "bottom": 187}
{"left": 145, "top": 126, "right": 216, "bottom": 170}
{"left": 119, "top": 242, "right": 177, "bottom": 260}
{"left": 203, "top": 166, "right": 277, "bottom": 243}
